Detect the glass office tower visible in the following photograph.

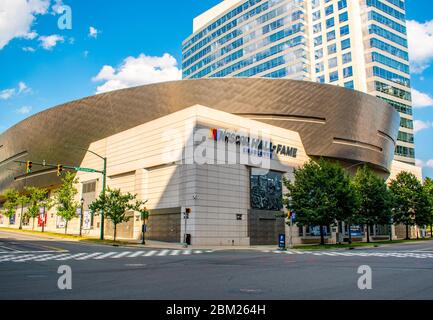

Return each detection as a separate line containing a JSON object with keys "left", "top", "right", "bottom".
{"left": 182, "top": 0, "right": 415, "bottom": 165}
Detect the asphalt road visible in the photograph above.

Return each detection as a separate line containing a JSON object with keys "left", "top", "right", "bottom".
{"left": 1, "top": 230, "right": 433, "bottom": 300}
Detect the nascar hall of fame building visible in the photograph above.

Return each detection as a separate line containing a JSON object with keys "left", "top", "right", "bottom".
{"left": 0, "top": 79, "right": 422, "bottom": 245}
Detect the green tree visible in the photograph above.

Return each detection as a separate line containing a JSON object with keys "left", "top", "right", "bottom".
{"left": 55, "top": 172, "right": 79, "bottom": 235}
{"left": 424, "top": 177, "right": 433, "bottom": 238}
{"left": 25, "top": 186, "right": 48, "bottom": 230}
{"left": 284, "top": 159, "right": 359, "bottom": 245}
{"left": 89, "top": 188, "right": 146, "bottom": 242}
{"left": 1, "top": 189, "right": 19, "bottom": 225}
{"left": 353, "top": 165, "right": 392, "bottom": 243}
{"left": 389, "top": 172, "right": 431, "bottom": 240}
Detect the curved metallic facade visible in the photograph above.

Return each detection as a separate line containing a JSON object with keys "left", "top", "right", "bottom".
{"left": 0, "top": 78, "right": 399, "bottom": 192}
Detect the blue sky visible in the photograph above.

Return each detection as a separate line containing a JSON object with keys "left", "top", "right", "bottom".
{"left": 0, "top": 0, "right": 432, "bottom": 178}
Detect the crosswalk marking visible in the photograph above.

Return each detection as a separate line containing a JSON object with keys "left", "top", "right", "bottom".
{"left": 112, "top": 252, "right": 132, "bottom": 259}
{"left": 128, "top": 251, "right": 145, "bottom": 258}
{"left": 55, "top": 253, "right": 87, "bottom": 261}
{"left": 0, "top": 249, "right": 214, "bottom": 264}
{"left": 268, "top": 250, "right": 433, "bottom": 259}
{"left": 157, "top": 250, "right": 170, "bottom": 256}
{"left": 76, "top": 253, "right": 103, "bottom": 260}
{"left": 94, "top": 252, "right": 116, "bottom": 260}
{"left": 143, "top": 250, "right": 157, "bottom": 257}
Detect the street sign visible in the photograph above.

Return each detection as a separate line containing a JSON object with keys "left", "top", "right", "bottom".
{"left": 279, "top": 234, "right": 286, "bottom": 249}
{"left": 76, "top": 207, "right": 82, "bottom": 217}
{"left": 291, "top": 212, "right": 296, "bottom": 222}
{"left": 74, "top": 167, "right": 98, "bottom": 173}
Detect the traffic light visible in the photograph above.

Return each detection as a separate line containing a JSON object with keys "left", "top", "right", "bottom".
{"left": 185, "top": 208, "right": 191, "bottom": 219}
{"left": 26, "top": 161, "right": 32, "bottom": 174}
{"left": 57, "top": 164, "right": 63, "bottom": 176}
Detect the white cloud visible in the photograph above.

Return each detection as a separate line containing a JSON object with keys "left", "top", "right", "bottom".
{"left": 18, "top": 81, "right": 30, "bottom": 94}
{"left": 407, "top": 20, "right": 433, "bottom": 74}
{"left": 39, "top": 34, "right": 64, "bottom": 50}
{"left": 0, "top": 0, "right": 50, "bottom": 50}
{"left": 0, "top": 82, "right": 31, "bottom": 100}
{"left": 414, "top": 120, "right": 432, "bottom": 133}
{"left": 0, "top": 88, "right": 15, "bottom": 100}
{"left": 417, "top": 159, "right": 433, "bottom": 168}
{"left": 93, "top": 53, "right": 182, "bottom": 94}
{"left": 51, "top": 0, "right": 64, "bottom": 15}
{"left": 89, "top": 26, "right": 99, "bottom": 39}
{"left": 16, "top": 106, "right": 32, "bottom": 114}
{"left": 22, "top": 46, "right": 36, "bottom": 52}
{"left": 412, "top": 88, "right": 433, "bottom": 108}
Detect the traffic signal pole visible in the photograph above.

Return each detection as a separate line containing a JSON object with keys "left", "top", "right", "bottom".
{"left": 100, "top": 157, "right": 107, "bottom": 241}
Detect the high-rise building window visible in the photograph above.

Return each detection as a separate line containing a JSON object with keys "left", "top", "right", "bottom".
{"left": 339, "top": 12, "right": 349, "bottom": 23}
{"left": 338, "top": 0, "right": 347, "bottom": 10}
{"left": 328, "top": 43, "right": 337, "bottom": 55}
{"left": 343, "top": 66, "right": 353, "bottom": 78}
{"left": 316, "top": 62, "right": 324, "bottom": 73}
{"left": 342, "top": 52, "right": 352, "bottom": 64}
{"left": 327, "top": 30, "right": 336, "bottom": 41}
{"left": 329, "top": 57, "right": 338, "bottom": 68}
{"left": 314, "top": 35, "right": 323, "bottom": 46}
{"left": 313, "top": 10, "right": 321, "bottom": 21}
{"left": 326, "top": 17, "right": 335, "bottom": 28}
{"left": 330, "top": 71, "right": 339, "bottom": 82}
{"left": 314, "top": 23, "right": 322, "bottom": 33}
{"left": 317, "top": 75, "right": 325, "bottom": 83}
{"left": 325, "top": 5, "right": 334, "bottom": 16}
{"left": 340, "top": 25, "right": 350, "bottom": 36}
{"left": 344, "top": 80, "right": 354, "bottom": 89}
{"left": 315, "top": 48, "right": 323, "bottom": 59}
{"left": 341, "top": 38, "right": 351, "bottom": 50}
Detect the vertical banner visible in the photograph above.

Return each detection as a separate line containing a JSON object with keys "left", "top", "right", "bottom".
{"left": 38, "top": 207, "right": 47, "bottom": 227}
{"left": 83, "top": 211, "right": 92, "bottom": 230}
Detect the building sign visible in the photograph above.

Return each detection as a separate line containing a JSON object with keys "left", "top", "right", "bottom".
{"left": 209, "top": 128, "right": 298, "bottom": 159}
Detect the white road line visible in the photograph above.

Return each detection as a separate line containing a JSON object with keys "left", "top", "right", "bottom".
{"left": 170, "top": 250, "right": 181, "bottom": 256}
{"left": 182, "top": 250, "right": 192, "bottom": 255}
{"left": 205, "top": 250, "right": 213, "bottom": 253}
{"left": 194, "top": 250, "right": 203, "bottom": 254}
{"left": 128, "top": 251, "right": 145, "bottom": 258}
{"left": 0, "top": 251, "right": 65, "bottom": 254}
{"left": 284, "top": 251, "right": 295, "bottom": 255}
{"left": 0, "top": 255, "right": 16, "bottom": 262}
{"left": 76, "top": 253, "right": 103, "bottom": 260}
{"left": 55, "top": 253, "right": 87, "bottom": 261}
{"left": 36, "top": 254, "right": 70, "bottom": 262}
{"left": 0, "top": 246, "right": 19, "bottom": 252}
{"left": 94, "top": 252, "right": 116, "bottom": 260}
{"left": 157, "top": 250, "right": 170, "bottom": 256}
{"left": 143, "top": 250, "right": 157, "bottom": 257}
{"left": 12, "top": 255, "right": 36, "bottom": 262}
{"left": 112, "top": 252, "right": 132, "bottom": 259}
{"left": 30, "top": 254, "right": 56, "bottom": 262}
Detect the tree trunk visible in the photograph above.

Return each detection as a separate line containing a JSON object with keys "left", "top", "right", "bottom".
{"left": 19, "top": 204, "right": 24, "bottom": 230}
{"left": 431, "top": 224, "right": 433, "bottom": 238}
{"left": 366, "top": 224, "right": 370, "bottom": 243}
{"left": 320, "top": 225, "right": 325, "bottom": 245}
{"left": 348, "top": 224, "right": 352, "bottom": 245}
{"left": 32, "top": 217, "right": 35, "bottom": 231}
{"left": 114, "top": 224, "right": 117, "bottom": 243}
{"left": 65, "top": 221, "right": 68, "bottom": 235}
{"left": 406, "top": 224, "right": 409, "bottom": 240}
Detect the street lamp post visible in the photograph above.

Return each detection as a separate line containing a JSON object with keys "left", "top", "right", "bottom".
{"left": 79, "top": 198, "right": 84, "bottom": 237}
